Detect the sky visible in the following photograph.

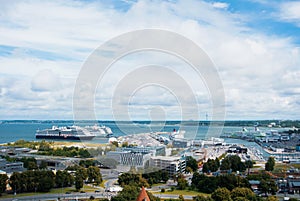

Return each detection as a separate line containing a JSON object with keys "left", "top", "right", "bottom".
{"left": 1, "top": 0, "right": 300, "bottom": 120}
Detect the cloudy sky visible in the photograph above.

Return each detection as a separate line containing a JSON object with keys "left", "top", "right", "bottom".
{"left": 1, "top": 0, "right": 300, "bottom": 120}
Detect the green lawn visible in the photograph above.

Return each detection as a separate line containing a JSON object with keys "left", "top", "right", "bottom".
{"left": 154, "top": 189, "right": 208, "bottom": 196}
{"left": 0, "top": 184, "right": 99, "bottom": 199}
{"left": 151, "top": 183, "right": 166, "bottom": 187}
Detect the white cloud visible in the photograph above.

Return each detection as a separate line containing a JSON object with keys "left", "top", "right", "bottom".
{"left": 279, "top": 1, "right": 300, "bottom": 25}
{"left": 212, "top": 2, "right": 229, "bottom": 9}
{"left": 0, "top": 0, "right": 300, "bottom": 120}
{"left": 31, "top": 69, "right": 62, "bottom": 92}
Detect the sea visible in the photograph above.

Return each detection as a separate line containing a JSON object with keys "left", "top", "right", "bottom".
{"left": 0, "top": 120, "right": 287, "bottom": 158}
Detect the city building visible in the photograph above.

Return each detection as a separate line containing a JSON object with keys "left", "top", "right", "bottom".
{"left": 0, "top": 159, "right": 24, "bottom": 173}
{"left": 172, "top": 139, "right": 191, "bottom": 148}
{"left": 249, "top": 180, "right": 260, "bottom": 192}
{"left": 106, "top": 150, "right": 152, "bottom": 168}
{"left": 296, "top": 144, "right": 300, "bottom": 152}
{"left": 106, "top": 146, "right": 166, "bottom": 168}
{"left": 116, "top": 146, "right": 165, "bottom": 156}
{"left": 184, "top": 148, "right": 206, "bottom": 162}
{"left": 106, "top": 151, "right": 123, "bottom": 164}
{"left": 120, "top": 152, "right": 152, "bottom": 167}
{"left": 149, "top": 156, "right": 186, "bottom": 176}
{"left": 287, "top": 178, "right": 300, "bottom": 194}
{"left": 36, "top": 158, "right": 69, "bottom": 170}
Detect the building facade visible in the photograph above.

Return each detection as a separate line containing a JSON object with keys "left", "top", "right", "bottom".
{"left": 106, "top": 150, "right": 152, "bottom": 168}
{"left": 149, "top": 156, "right": 186, "bottom": 176}
{"left": 0, "top": 159, "right": 24, "bottom": 173}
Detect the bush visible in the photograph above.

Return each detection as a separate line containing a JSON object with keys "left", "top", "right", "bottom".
{"left": 161, "top": 188, "right": 165, "bottom": 193}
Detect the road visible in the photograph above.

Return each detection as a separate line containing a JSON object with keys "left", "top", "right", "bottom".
{"left": 0, "top": 192, "right": 103, "bottom": 201}
{"left": 0, "top": 192, "right": 196, "bottom": 201}
{"left": 153, "top": 193, "right": 195, "bottom": 200}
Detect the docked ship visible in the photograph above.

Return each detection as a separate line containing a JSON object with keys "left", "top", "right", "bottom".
{"left": 35, "top": 126, "right": 96, "bottom": 140}
{"left": 84, "top": 124, "right": 113, "bottom": 138}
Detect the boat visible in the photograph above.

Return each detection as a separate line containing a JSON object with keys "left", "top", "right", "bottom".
{"left": 84, "top": 124, "right": 113, "bottom": 137}
{"left": 35, "top": 126, "right": 96, "bottom": 140}
{"left": 169, "top": 128, "right": 185, "bottom": 139}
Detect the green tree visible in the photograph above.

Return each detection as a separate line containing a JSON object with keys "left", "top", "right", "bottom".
{"left": 220, "top": 155, "right": 245, "bottom": 172}
{"left": 186, "top": 156, "right": 198, "bottom": 172}
{"left": 20, "top": 157, "right": 38, "bottom": 170}
{"left": 211, "top": 187, "right": 231, "bottom": 201}
{"left": 186, "top": 167, "right": 193, "bottom": 173}
{"left": 203, "top": 158, "right": 219, "bottom": 173}
{"left": 87, "top": 166, "right": 102, "bottom": 185}
{"left": 259, "top": 179, "right": 277, "bottom": 196}
{"left": 79, "top": 160, "right": 96, "bottom": 168}
{"left": 177, "top": 175, "right": 187, "bottom": 190}
{"left": 231, "top": 187, "right": 255, "bottom": 200}
{"left": 122, "top": 141, "right": 129, "bottom": 147}
{"left": 118, "top": 173, "right": 140, "bottom": 187}
{"left": 38, "top": 171, "right": 55, "bottom": 192}
{"left": 111, "top": 184, "right": 139, "bottom": 201}
{"left": 220, "top": 158, "right": 231, "bottom": 171}
{"left": 200, "top": 178, "right": 218, "bottom": 193}
{"left": 202, "top": 163, "right": 209, "bottom": 173}
{"left": 27, "top": 161, "right": 38, "bottom": 170}
{"left": 111, "top": 141, "right": 119, "bottom": 147}
{"left": 191, "top": 171, "right": 201, "bottom": 188}
{"left": 75, "top": 176, "right": 83, "bottom": 191}
{"left": 259, "top": 179, "right": 268, "bottom": 196}
{"left": 39, "top": 161, "right": 48, "bottom": 169}
{"left": 55, "top": 170, "right": 74, "bottom": 187}
{"left": 9, "top": 172, "right": 22, "bottom": 193}
{"left": 193, "top": 195, "right": 213, "bottom": 201}
{"left": 75, "top": 167, "right": 87, "bottom": 191}
{"left": 266, "top": 196, "right": 278, "bottom": 201}
{"left": 78, "top": 148, "right": 91, "bottom": 158}
{"left": 38, "top": 140, "right": 51, "bottom": 151}
{"left": 0, "top": 174, "right": 8, "bottom": 195}
{"left": 244, "top": 160, "right": 253, "bottom": 175}
{"left": 179, "top": 194, "right": 185, "bottom": 201}
{"left": 265, "top": 157, "right": 275, "bottom": 171}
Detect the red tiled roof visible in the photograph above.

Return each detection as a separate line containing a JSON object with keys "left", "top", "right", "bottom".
{"left": 136, "top": 186, "right": 150, "bottom": 201}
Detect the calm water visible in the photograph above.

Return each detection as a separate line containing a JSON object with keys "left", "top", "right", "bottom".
{"left": 0, "top": 121, "right": 244, "bottom": 144}
{"left": 0, "top": 121, "right": 280, "bottom": 158}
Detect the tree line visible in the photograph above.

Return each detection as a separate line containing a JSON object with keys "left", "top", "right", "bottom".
{"left": 0, "top": 164, "right": 102, "bottom": 195}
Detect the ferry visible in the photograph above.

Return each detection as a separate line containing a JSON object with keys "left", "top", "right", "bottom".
{"left": 84, "top": 124, "right": 113, "bottom": 137}
{"left": 35, "top": 126, "right": 96, "bottom": 140}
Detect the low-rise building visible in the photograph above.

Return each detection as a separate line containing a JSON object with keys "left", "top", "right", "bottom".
{"left": 172, "top": 139, "right": 191, "bottom": 148}
{"left": 0, "top": 158, "right": 24, "bottom": 173}
{"left": 106, "top": 150, "right": 152, "bottom": 168}
{"left": 288, "top": 178, "right": 300, "bottom": 194}
{"left": 116, "top": 146, "right": 165, "bottom": 156}
{"left": 249, "top": 180, "right": 260, "bottom": 192}
{"left": 149, "top": 156, "right": 186, "bottom": 176}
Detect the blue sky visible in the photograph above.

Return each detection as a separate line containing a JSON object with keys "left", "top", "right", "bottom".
{"left": 0, "top": 0, "right": 300, "bottom": 120}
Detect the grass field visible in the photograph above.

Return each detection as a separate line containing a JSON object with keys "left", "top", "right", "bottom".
{"left": 0, "top": 184, "right": 99, "bottom": 199}
{"left": 154, "top": 189, "right": 208, "bottom": 196}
